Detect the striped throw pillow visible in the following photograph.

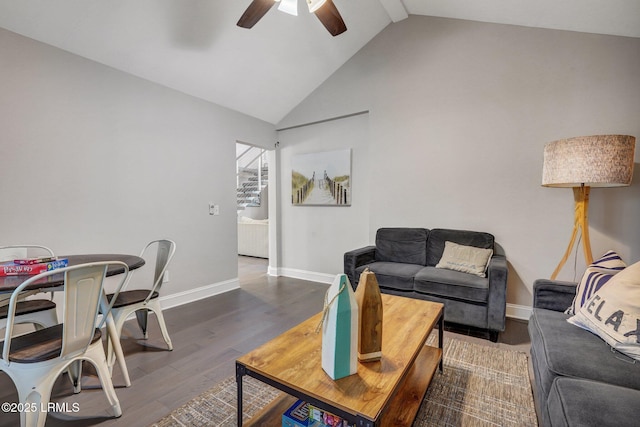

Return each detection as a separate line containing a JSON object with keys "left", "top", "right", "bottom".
{"left": 568, "top": 260, "right": 640, "bottom": 361}
{"left": 566, "top": 250, "right": 626, "bottom": 315}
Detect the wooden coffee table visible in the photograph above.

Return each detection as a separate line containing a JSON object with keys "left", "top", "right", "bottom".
{"left": 236, "top": 294, "right": 444, "bottom": 426}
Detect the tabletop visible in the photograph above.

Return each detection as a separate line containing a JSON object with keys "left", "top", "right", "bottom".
{"left": 0, "top": 254, "right": 145, "bottom": 293}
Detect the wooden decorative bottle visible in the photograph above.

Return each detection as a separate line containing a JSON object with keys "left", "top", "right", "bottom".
{"left": 355, "top": 269, "right": 383, "bottom": 362}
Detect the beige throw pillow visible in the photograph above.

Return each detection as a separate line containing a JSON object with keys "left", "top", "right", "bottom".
{"left": 435, "top": 241, "right": 493, "bottom": 277}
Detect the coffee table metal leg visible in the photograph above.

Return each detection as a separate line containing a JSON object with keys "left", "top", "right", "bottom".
{"left": 236, "top": 363, "right": 245, "bottom": 426}
{"left": 438, "top": 312, "right": 444, "bottom": 372}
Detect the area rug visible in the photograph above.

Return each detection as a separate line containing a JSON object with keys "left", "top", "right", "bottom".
{"left": 151, "top": 335, "right": 537, "bottom": 426}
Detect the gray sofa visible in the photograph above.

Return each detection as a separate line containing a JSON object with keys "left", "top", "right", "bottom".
{"left": 529, "top": 279, "right": 640, "bottom": 427}
{"left": 344, "top": 227, "right": 507, "bottom": 341}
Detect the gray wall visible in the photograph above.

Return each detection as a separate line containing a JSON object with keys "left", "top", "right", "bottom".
{"left": 277, "top": 113, "right": 371, "bottom": 283}
{"left": 276, "top": 16, "right": 640, "bottom": 309}
{"left": 0, "top": 28, "right": 276, "bottom": 301}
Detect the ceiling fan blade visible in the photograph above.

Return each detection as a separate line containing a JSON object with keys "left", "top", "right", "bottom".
{"left": 313, "top": 0, "right": 347, "bottom": 36}
{"left": 237, "top": 0, "right": 276, "bottom": 29}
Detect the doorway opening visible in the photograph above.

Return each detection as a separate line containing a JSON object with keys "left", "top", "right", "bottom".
{"left": 236, "top": 142, "right": 271, "bottom": 281}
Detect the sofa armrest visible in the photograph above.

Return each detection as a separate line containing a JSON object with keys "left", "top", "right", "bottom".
{"left": 533, "top": 279, "right": 577, "bottom": 312}
{"left": 486, "top": 255, "right": 508, "bottom": 332}
{"left": 344, "top": 246, "right": 376, "bottom": 289}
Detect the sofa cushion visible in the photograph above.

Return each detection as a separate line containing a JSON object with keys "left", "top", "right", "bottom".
{"left": 374, "top": 228, "right": 428, "bottom": 265}
{"left": 547, "top": 378, "right": 640, "bottom": 427}
{"left": 529, "top": 308, "right": 640, "bottom": 401}
{"left": 414, "top": 266, "right": 489, "bottom": 303}
{"left": 355, "top": 262, "right": 423, "bottom": 292}
{"left": 426, "top": 229, "right": 494, "bottom": 267}
{"left": 566, "top": 250, "right": 626, "bottom": 315}
{"left": 435, "top": 241, "right": 493, "bottom": 277}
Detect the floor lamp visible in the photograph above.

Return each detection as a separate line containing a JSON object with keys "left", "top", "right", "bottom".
{"left": 542, "top": 135, "right": 636, "bottom": 280}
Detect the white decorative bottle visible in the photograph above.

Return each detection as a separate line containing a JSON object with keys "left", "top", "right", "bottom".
{"left": 321, "top": 274, "right": 358, "bottom": 380}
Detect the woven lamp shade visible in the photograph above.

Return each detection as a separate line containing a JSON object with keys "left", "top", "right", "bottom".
{"left": 542, "top": 135, "right": 636, "bottom": 188}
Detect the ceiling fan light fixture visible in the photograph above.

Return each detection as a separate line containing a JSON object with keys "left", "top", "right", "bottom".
{"left": 237, "top": 0, "right": 346, "bottom": 35}
{"left": 306, "top": 0, "right": 327, "bottom": 13}
{"left": 278, "top": 0, "right": 298, "bottom": 16}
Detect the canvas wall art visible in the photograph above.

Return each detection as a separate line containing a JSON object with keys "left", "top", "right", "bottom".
{"left": 292, "top": 149, "right": 351, "bottom": 206}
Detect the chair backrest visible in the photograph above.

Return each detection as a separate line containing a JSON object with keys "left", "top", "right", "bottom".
{"left": 0, "top": 245, "right": 55, "bottom": 263}
{"left": 151, "top": 240, "right": 175, "bottom": 292}
{"left": 122, "top": 240, "right": 175, "bottom": 303}
{"left": 2, "top": 261, "right": 129, "bottom": 363}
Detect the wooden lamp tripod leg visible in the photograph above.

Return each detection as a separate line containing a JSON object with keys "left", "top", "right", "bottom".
{"left": 550, "top": 186, "right": 594, "bottom": 280}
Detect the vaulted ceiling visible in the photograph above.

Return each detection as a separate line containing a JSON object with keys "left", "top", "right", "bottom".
{"left": 0, "top": 0, "right": 637, "bottom": 124}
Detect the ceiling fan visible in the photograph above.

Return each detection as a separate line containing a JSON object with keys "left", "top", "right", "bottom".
{"left": 237, "top": 0, "right": 347, "bottom": 36}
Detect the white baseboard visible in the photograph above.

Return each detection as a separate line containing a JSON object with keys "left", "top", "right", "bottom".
{"left": 275, "top": 267, "right": 533, "bottom": 320}
{"left": 276, "top": 267, "right": 336, "bottom": 284}
{"left": 159, "top": 278, "right": 239, "bottom": 310}
{"left": 506, "top": 303, "right": 532, "bottom": 320}
{"left": 267, "top": 266, "right": 280, "bottom": 277}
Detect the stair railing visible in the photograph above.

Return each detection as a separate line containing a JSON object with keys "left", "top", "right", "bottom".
{"left": 236, "top": 146, "right": 267, "bottom": 208}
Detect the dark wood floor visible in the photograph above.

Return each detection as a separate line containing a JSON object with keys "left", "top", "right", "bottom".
{"left": 0, "top": 256, "right": 531, "bottom": 426}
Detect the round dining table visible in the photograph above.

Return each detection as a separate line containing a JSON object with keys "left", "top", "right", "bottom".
{"left": 0, "top": 253, "right": 145, "bottom": 387}
{"left": 0, "top": 254, "right": 145, "bottom": 293}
